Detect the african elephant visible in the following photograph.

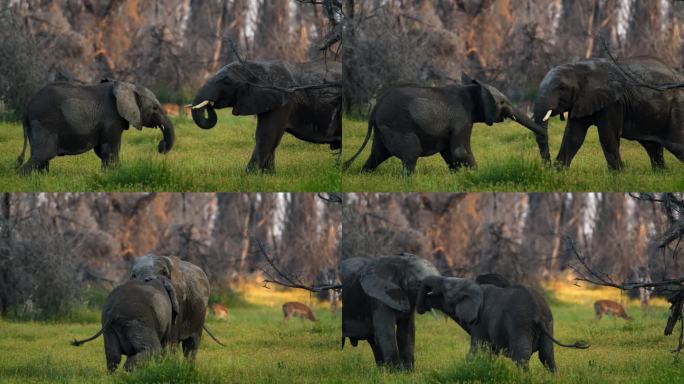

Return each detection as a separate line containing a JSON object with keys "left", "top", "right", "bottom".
{"left": 340, "top": 253, "right": 440, "bottom": 370}
{"left": 190, "top": 59, "right": 342, "bottom": 172}
{"left": 532, "top": 56, "right": 684, "bottom": 170}
{"left": 71, "top": 277, "right": 179, "bottom": 372}
{"left": 131, "top": 254, "right": 223, "bottom": 359}
{"left": 343, "top": 74, "right": 545, "bottom": 174}
{"left": 416, "top": 275, "right": 588, "bottom": 372}
{"left": 16, "top": 80, "right": 174, "bottom": 174}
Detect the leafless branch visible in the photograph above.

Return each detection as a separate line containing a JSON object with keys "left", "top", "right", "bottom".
{"left": 257, "top": 239, "right": 341, "bottom": 292}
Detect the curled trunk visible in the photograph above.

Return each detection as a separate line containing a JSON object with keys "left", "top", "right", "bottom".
{"left": 191, "top": 95, "right": 218, "bottom": 129}
{"left": 532, "top": 98, "right": 552, "bottom": 162}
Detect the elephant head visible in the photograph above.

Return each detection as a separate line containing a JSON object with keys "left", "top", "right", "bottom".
{"left": 113, "top": 82, "right": 174, "bottom": 153}
{"left": 416, "top": 276, "right": 483, "bottom": 326}
{"left": 665, "top": 290, "right": 684, "bottom": 336}
{"left": 190, "top": 61, "right": 290, "bottom": 129}
{"left": 462, "top": 74, "right": 545, "bottom": 136}
{"left": 131, "top": 254, "right": 187, "bottom": 305}
{"left": 531, "top": 61, "right": 623, "bottom": 161}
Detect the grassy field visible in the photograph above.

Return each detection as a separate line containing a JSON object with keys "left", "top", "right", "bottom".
{"left": 0, "top": 110, "right": 340, "bottom": 192}
{"left": 342, "top": 116, "right": 684, "bottom": 192}
{"left": 0, "top": 281, "right": 681, "bottom": 384}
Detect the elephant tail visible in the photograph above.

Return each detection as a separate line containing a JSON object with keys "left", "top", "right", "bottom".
{"left": 540, "top": 325, "right": 589, "bottom": 349}
{"left": 202, "top": 324, "right": 226, "bottom": 346}
{"left": 341, "top": 116, "right": 374, "bottom": 171}
{"left": 71, "top": 319, "right": 111, "bottom": 346}
{"left": 15, "top": 113, "right": 29, "bottom": 168}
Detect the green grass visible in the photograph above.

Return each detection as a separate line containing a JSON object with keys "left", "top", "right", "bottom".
{"left": 342, "top": 116, "right": 684, "bottom": 191}
{"left": 0, "top": 110, "right": 340, "bottom": 192}
{"left": 0, "top": 295, "right": 681, "bottom": 383}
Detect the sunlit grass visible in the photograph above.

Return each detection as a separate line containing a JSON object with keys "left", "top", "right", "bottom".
{"left": 342, "top": 116, "right": 684, "bottom": 192}
{"left": 0, "top": 279, "right": 681, "bottom": 383}
{"left": 0, "top": 110, "right": 340, "bottom": 192}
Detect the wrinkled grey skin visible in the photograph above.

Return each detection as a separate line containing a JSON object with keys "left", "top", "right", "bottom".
{"left": 16, "top": 80, "right": 174, "bottom": 174}
{"left": 533, "top": 56, "right": 684, "bottom": 170}
{"left": 340, "top": 253, "right": 440, "bottom": 371}
{"left": 71, "top": 278, "right": 179, "bottom": 373}
{"left": 191, "top": 59, "right": 342, "bottom": 172}
{"left": 416, "top": 276, "right": 588, "bottom": 372}
{"left": 131, "top": 254, "right": 210, "bottom": 359}
{"left": 344, "top": 74, "right": 545, "bottom": 174}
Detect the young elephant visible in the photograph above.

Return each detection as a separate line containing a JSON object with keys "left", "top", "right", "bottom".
{"left": 71, "top": 278, "right": 179, "bottom": 373}
{"left": 16, "top": 80, "right": 174, "bottom": 174}
{"left": 131, "top": 254, "right": 224, "bottom": 359}
{"left": 343, "top": 74, "right": 545, "bottom": 174}
{"left": 416, "top": 276, "right": 588, "bottom": 371}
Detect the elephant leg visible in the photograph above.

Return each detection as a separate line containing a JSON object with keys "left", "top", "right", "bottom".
{"left": 596, "top": 124, "right": 623, "bottom": 170}
{"left": 508, "top": 338, "right": 533, "bottom": 371}
{"left": 555, "top": 120, "right": 590, "bottom": 168}
{"left": 449, "top": 126, "right": 476, "bottom": 170}
{"left": 104, "top": 331, "right": 122, "bottom": 373}
{"left": 372, "top": 309, "right": 400, "bottom": 368}
{"left": 123, "top": 325, "right": 162, "bottom": 371}
{"left": 396, "top": 313, "right": 415, "bottom": 371}
{"left": 19, "top": 157, "right": 50, "bottom": 175}
{"left": 367, "top": 339, "right": 383, "bottom": 365}
{"left": 182, "top": 334, "right": 201, "bottom": 360}
{"left": 662, "top": 142, "right": 684, "bottom": 163}
{"left": 19, "top": 126, "right": 56, "bottom": 175}
{"left": 361, "top": 135, "right": 391, "bottom": 172}
{"left": 639, "top": 141, "right": 665, "bottom": 169}
{"left": 538, "top": 334, "right": 557, "bottom": 372}
{"left": 95, "top": 143, "right": 120, "bottom": 169}
{"left": 246, "top": 109, "right": 290, "bottom": 173}
{"left": 536, "top": 130, "right": 551, "bottom": 163}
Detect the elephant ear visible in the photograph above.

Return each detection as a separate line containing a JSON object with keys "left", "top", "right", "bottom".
{"left": 161, "top": 277, "right": 179, "bottom": 323}
{"left": 233, "top": 84, "right": 287, "bottom": 116}
{"left": 113, "top": 82, "right": 142, "bottom": 130}
{"left": 570, "top": 74, "right": 622, "bottom": 118}
{"left": 452, "top": 279, "right": 484, "bottom": 325}
{"left": 474, "top": 80, "right": 497, "bottom": 126}
{"left": 359, "top": 268, "right": 410, "bottom": 313}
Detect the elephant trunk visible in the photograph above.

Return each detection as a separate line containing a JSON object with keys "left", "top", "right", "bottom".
{"left": 158, "top": 115, "right": 175, "bottom": 154}
{"left": 191, "top": 95, "right": 218, "bottom": 129}
{"left": 532, "top": 96, "right": 553, "bottom": 163}
{"left": 665, "top": 300, "right": 683, "bottom": 336}
{"left": 509, "top": 107, "right": 546, "bottom": 137}
{"left": 416, "top": 276, "right": 441, "bottom": 314}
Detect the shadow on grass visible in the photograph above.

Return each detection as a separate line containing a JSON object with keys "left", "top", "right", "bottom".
{"left": 88, "top": 160, "right": 188, "bottom": 191}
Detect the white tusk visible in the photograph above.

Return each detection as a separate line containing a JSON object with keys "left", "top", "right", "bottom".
{"left": 511, "top": 115, "right": 517, "bottom": 122}
{"left": 430, "top": 308, "right": 439, "bottom": 320}
{"left": 542, "top": 109, "right": 553, "bottom": 122}
{"left": 191, "top": 100, "right": 213, "bottom": 109}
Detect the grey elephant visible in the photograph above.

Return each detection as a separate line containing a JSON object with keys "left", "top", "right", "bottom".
{"left": 16, "top": 80, "right": 174, "bottom": 174}
{"left": 131, "top": 254, "right": 224, "bottom": 359}
{"left": 532, "top": 56, "right": 684, "bottom": 170}
{"left": 343, "top": 74, "right": 545, "bottom": 174}
{"left": 71, "top": 277, "right": 179, "bottom": 372}
{"left": 340, "top": 253, "right": 440, "bottom": 370}
{"left": 416, "top": 275, "right": 588, "bottom": 371}
{"left": 190, "top": 59, "right": 341, "bottom": 172}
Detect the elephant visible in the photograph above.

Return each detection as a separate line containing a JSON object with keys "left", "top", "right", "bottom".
{"left": 416, "top": 275, "right": 589, "bottom": 372}
{"left": 71, "top": 277, "right": 179, "bottom": 372}
{"left": 190, "top": 59, "right": 342, "bottom": 172}
{"left": 16, "top": 80, "right": 174, "bottom": 174}
{"left": 131, "top": 254, "right": 224, "bottom": 359}
{"left": 343, "top": 74, "right": 545, "bottom": 174}
{"left": 532, "top": 56, "right": 684, "bottom": 170}
{"left": 340, "top": 253, "right": 440, "bottom": 370}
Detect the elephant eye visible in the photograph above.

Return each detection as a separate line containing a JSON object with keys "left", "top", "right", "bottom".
{"left": 131, "top": 273, "right": 136, "bottom": 278}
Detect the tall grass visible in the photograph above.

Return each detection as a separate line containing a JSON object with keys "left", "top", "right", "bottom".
{"left": 0, "top": 282, "right": 681, "bottom": 383}
{"left": 342, "top": 116, "right": 684, "bottom": 192}
{"left": 0, "top": 110, "right": 340, "bottom": 192}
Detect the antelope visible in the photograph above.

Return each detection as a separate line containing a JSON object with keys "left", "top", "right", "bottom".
{"left": 161, "top": 103, "right": 182, "bottom": 117}
{"left": 282, "top": 301, "right": 317, "bottom": 324}
{"left": 212, "top": 303, "right": 228, "bottom": 320}
{"left": 594, "top": 300, "right": 632, "bottom": 320}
